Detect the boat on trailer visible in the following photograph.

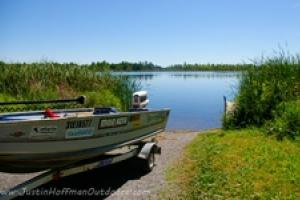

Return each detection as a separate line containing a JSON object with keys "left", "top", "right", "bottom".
{"left": 0, "top": 91, "right": 170, "bottom": 173}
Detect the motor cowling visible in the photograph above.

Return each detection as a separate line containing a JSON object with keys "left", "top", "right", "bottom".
{"left": 132, "top": 91, "right": 149, "bottom": 109}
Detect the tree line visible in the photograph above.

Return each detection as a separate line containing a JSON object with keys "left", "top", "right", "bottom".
{"left": 0, "top": 60, "right": 252, "bottom": 71}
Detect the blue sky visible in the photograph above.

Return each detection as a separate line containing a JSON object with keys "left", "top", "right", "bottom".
{"left": 0, "top": 0, "right": 299, "bottom": 66}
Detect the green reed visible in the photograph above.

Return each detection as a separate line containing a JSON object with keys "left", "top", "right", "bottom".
{"left": 224, "top": 52, "right": 300, "bottom": 132}
{"left": 0, "top": 61, "right": 139, "bottom": 111}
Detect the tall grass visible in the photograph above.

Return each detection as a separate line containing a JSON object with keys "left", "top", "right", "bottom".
{"left": 0, "top": 62, "right": 139, "bottom": 111}
{"left": 224, "top": 52, "right": 300, "bottom": 130}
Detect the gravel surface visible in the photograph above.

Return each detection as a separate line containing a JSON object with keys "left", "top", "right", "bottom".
{"left": 106, "top": 131, "right": 198, "bottom": 200}
{"left": 0, "top": 132, "right": 198, "bottom": 200}
{"left": 0, "top": 172, "right": 42, "bottom": 192}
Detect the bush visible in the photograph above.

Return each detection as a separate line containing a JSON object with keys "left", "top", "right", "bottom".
{"left": 84, "top": 90, "right": 121, "bottom": 109}
{"left": 266, "top": 100, "right": 300, "bottom": 140}
{"left": 225, "top": 52, "right": 300, "bottom": 128}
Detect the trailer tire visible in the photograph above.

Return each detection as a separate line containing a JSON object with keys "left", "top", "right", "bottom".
{"left": 140, "top": 149, "right": 155, "bottom": 173}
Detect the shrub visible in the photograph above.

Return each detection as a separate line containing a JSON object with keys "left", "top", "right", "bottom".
{"left": 266, "top": 100, "right": 300, "bottom": 140}
{"left": 84, "top": 90, "right": 121, "bottom": 109}
{"left": 225, "top": 52, "right": 300, "bottom": 128}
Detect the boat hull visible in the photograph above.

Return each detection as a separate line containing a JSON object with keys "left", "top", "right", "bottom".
{"left": 0, "top": 109, "right": 170, "bottom": 173}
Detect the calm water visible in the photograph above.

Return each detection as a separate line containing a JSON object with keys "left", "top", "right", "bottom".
{"left": 117, "top": 72, "right": 240, "bottom": 131}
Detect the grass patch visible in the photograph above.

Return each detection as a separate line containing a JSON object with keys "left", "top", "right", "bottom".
{"left": 162, "top": 129, "right": 300, "bottom": 200}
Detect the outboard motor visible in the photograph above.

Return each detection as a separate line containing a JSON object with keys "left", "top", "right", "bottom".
{"left": 132, "top": 91, "right": 149, "bottom": 110}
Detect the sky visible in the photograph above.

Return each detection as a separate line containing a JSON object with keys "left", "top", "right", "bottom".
{"left": 0, "top": 0, "right": 300, "bottom": 66}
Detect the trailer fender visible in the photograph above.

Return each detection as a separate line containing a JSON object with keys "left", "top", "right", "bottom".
{"left": 137, "top": 142, "right": 160, "bottom": 160}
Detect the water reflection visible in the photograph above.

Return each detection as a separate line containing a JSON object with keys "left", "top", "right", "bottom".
{"left": 114, "top": 71, "right": 241, "bottom": 80}
{"left": 113, "top": 72, "right": 156, "bottom": 80}
{"left": 169, "top": 72, "right": 241, "bottom": 79}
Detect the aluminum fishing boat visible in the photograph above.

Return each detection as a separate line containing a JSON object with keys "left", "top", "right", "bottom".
{"left": 0, "top": 91, "right": 170, "bottom": 173}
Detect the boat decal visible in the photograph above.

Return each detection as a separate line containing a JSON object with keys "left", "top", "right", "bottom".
{"left": 98, "top": 117, "right": 128, "bottom": 129}
{"left": 30, "top": 126, "right": 57, "bottom": 138}
{"left": 65, "top": 128, "right": 94, "bottom": 139}
{"left": 66, "top": 119, "right": 92, "bottom": 129}
{"left": 130, "top": 114, "right": 140, "bottom": 128}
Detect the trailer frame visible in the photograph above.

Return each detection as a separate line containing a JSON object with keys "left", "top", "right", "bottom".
{"left": 0, "top": 141, "right": 160, "bottom": 200}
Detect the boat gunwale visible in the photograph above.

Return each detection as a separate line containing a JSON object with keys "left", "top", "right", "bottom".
{"left": 0, "top": 108, "right": 171, "bottom": 124}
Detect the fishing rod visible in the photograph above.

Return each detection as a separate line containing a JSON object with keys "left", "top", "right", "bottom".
{"left": 0, "top": 96, "right": 86, "bottom": 105}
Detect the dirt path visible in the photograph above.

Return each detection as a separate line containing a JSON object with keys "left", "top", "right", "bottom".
{"left": 0, "top": 132, "right": 198, "bottom": 200}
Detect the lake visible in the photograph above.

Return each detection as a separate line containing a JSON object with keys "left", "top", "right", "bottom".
{"left": 116, "top": 72, "right": 240, "bottom": 131}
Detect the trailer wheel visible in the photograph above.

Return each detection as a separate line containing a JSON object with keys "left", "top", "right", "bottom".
{"left": 140, "top": 149, "right": 155, "bottom": 173}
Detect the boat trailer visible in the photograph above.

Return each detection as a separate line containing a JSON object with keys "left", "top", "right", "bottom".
{"left": 0, "top": 141, "right": 161, "bottom": 200}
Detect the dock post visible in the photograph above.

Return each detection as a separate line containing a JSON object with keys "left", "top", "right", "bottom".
{"left": 223, "top": 96, "right": 227, "bottom": 125}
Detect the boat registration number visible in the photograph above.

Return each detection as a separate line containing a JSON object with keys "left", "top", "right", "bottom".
{"left": 98, "top": 117, "right": 128, "bottom": 129}
{"left": 65, "top": 128, "right": 94, "bottom": 139}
